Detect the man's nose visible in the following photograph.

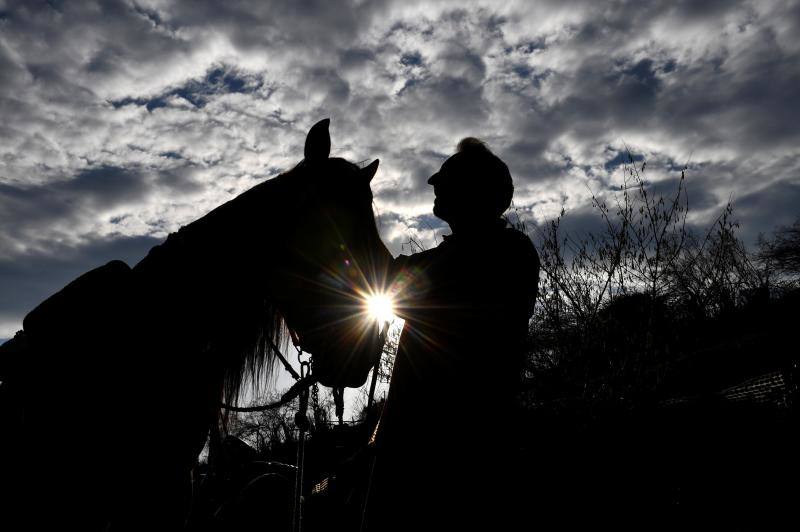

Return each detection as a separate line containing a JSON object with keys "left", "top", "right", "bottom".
{"left": 427, "top": 172, "right": 438, "bottom": 186}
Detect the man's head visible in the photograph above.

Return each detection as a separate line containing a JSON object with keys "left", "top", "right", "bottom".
{"left": 427, "top": 138, "right": 513, "bottom": 231}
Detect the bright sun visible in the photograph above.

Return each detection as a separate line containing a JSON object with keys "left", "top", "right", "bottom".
{"left": 365, "top": 293, "right": 395, "bottom": 324}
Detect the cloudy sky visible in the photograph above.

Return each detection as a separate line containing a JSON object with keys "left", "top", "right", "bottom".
{"left": 1, "top": 0, "right": 799, "bottom": 340}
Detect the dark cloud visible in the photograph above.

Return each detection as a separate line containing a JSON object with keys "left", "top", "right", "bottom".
{"left": 734, "top": 179, "right": 800, "bottom": 246}
{"left": 340, "top": 47, "right": 377, "bottom": 70}
{"left": 154, "top": 0, "right": 391, "bottom": 54}
{"left": 398, "top": 75, "right": 488, "bottom": 129}
{"left": 301, "top": 68, "right": 351, "bottom": 105}
{"left": 0, "top": 166, "right": 147, "bottom": 233}
{"left": 503, "top": 135, "right": 570, "bottom": 184}
{"left": 0, "top": 163, "right": 201, "bottom": 256}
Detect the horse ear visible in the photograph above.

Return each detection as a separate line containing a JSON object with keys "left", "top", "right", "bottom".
{"left": 304, "top": 118, "right": 331, "bottom": 161}
{"left": 361, "top": 159, "right": 379, "bottom": 183}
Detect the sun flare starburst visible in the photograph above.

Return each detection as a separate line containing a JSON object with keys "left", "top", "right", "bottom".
{"left": 365, "top": 293, "right": 396, "bottom": 324}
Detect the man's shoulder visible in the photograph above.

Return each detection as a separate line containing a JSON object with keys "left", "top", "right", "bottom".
{"left": 499, "top": 226, "right": 533, "bottom": 245}
{"left": 498, "top": 227, "right": 539, "bottom": 262}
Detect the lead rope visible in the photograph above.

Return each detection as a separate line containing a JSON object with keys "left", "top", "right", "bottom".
{"left": 293, "top": 343, "right": 311, "bottom": 532}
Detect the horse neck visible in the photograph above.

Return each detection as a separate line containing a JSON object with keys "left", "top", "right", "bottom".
{"left": 131, "top": 173, "right": 297, "bottom": 327}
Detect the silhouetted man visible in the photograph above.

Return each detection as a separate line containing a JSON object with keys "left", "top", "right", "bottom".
{"left": 367, "top": 139, "right": 540, "bottom": 530}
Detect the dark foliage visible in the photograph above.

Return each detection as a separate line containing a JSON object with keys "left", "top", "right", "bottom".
{"left": 516, "top": 156, "right": 799, "bottom": 526}
{"left": 758, "top": 216, "right": 800, "bottom": 276}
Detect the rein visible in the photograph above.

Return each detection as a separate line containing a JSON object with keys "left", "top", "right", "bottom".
{"left": 219, "top": 331, "right": 314, "bottom": 412}
{"left": 219, "top": 374, "right": 317, "bottom": 412}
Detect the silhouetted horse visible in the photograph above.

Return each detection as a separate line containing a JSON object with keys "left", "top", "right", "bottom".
{"left": 0, "top": 119, "right": 391, "bottom": 530}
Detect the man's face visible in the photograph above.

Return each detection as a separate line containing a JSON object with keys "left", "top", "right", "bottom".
{"left": 427, "top": 155, "right": 468, "bottom": 224}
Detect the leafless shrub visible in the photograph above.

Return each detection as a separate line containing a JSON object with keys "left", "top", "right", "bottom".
{"left": 228, "top": 384, "right": 335, "bottom": 455}
{"left": 670, "top": 203, "right": 767, "bottom": 318}
{"left": 757, "top": 216, "right": 800, "bottom": 279}
{"left": 524, "top": 152, "right": 771, "bottom": 403}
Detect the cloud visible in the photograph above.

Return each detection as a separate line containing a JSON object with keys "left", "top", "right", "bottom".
{"left": 733, "top": 178, "right": 800, "bottom": 246}
{"left": 0, "top": 0, "right": 798, "bottom": 333}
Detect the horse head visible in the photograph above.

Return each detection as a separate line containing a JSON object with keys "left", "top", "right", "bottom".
{"left": 129, "top": 118, "right": 392, "bottom": 404}
{"left": 264, "top": 119, "right": 391, "bottom": 388}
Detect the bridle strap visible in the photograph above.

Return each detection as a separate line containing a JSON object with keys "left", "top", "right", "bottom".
{"left": 269, "top": 335, "right": 301, "bottom": 381}
{"left": 219, "top": 324, "right": 310, "bottom": 412}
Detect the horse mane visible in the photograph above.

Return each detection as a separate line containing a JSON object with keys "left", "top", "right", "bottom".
{"left": 132, "top": 167, "right": 302, "bottom": 412}
{"left": 212, "top": 169, "right": 297, "bottom": 410}
{"left": 218, "top": 300, "right": 290, "bottom": 412}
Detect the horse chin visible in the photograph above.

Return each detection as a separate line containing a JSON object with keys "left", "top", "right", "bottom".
{"left": 303, "top": 327, "right": 383, "bottom": 389}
